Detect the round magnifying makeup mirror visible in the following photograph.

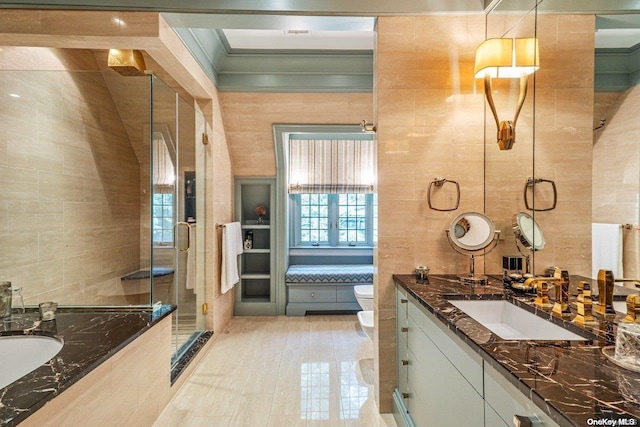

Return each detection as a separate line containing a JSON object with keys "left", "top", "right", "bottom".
{"left": 512, "top": 212, "right": 545, "bottom": 280}
{"left": 446, "top": 212, "right": 500, "bottom": 286}
{"left": 513, "top": 212, "right": 545, "bottom": 251}
{"left": 448, "top": 212, "right": 496, "bottom": 251}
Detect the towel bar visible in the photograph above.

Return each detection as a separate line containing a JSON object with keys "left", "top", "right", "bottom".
{"left": 215, "top": 223, "right": 226, "bottom": 229}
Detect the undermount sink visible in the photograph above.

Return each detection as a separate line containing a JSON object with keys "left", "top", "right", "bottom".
{"left": 449, "top": 300, "right": 588, "bottom": 341}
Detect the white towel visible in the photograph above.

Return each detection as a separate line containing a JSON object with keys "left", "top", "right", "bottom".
{"left": 221, "top": 222, "right": 243, "bottom": 294}
{"left": 592, "top": 223, "right": 623, "bottom": 279}
{"left": 623, "top": 226, "right": 640, "bottom": 279}
{"left": 185, "top": 224, "right": 196, "bottom": 291}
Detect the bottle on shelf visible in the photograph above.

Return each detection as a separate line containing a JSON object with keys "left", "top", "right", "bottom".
{"left": 244, "top": 230, "right": 253, "bottom": 250}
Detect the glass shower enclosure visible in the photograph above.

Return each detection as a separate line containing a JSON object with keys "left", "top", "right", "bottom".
{"left": 151, "top": 75, "right": 206, "bottom": 364}
{"left": 0, "top": 62, "right": 205, "bottom": 369}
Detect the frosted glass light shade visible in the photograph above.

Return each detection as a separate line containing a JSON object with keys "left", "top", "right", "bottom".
{"left": 474, "top": 38, "right": 539, "bottom": 78}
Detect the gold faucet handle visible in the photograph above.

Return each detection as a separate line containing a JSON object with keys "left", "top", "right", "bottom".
{"left": 523, "top": 276, "right": 562, "bottom": 288}
{"left": 624, "top": 294, "right": 640, "bottom": 323}
{"left": 574, "top": 281, "right": 595, "bottom": 326}
{"left": 616, "top": 278, "right": 640, "bottom": 289}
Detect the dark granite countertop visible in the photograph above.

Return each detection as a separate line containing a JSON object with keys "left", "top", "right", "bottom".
{"left": 0, "top": 305, "right": 175, "bottom": 426}
{"left": 393, "top": 274, "right": 640, "bottom": 427}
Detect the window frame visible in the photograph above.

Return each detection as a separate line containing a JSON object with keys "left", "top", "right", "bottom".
{"left": 289, "top": 193, "right": 374, "bottom": 248}
{"left": 152, "top": 188, "right": 175, "bottom": 246}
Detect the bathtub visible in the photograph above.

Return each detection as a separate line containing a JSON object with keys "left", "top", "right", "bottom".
{"left": 0, "top": 335, "right": 63, "bottom": 389}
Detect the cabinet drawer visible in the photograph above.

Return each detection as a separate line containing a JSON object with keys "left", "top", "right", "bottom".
{"left": 336, "top": 286, "right": 357, "bottom": 303}
{"left": 288, "top": 286, "right": 336, "bottom": 303}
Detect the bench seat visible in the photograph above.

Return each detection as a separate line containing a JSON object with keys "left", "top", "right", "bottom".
{"left": 285, "top": 264, "right": 373, "bottom": 316}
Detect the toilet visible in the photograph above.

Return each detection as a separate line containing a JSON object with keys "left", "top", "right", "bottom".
{"left": 354, "top": 284, "right": 374, "bottom": 311}
{"left": 357, "top": 310, "right": 374, "bottom": 340}
{"left": 354, "top": 285, "right": 374, "bottom": 340}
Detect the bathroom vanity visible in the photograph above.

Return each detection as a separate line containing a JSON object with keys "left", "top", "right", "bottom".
{"left": 393, "top": 274, "right": 640, "bottom": 427}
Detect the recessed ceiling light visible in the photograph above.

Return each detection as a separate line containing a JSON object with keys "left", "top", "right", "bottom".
{"left": 9, "top": 93, "right": 20, "bottom": 98}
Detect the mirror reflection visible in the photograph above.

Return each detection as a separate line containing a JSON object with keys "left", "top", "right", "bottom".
{"left": 485, "top": 2, "right": 640, "bottom": 280}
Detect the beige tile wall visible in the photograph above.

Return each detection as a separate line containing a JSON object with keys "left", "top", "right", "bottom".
{"left": 593, "top": 88, "right": 640, "bottom": 225}
{"left": 593, "top": 88, "right": 640, "bottom": 277}
{"left": 482, "top": 14, "right": 595, "bottom": 277}
{"left": 375, "top": 14, "right": 594, "bottom": 412}
{"left": 200, "top": 94, "right": 236, "bottom": 332}
{"left": 522, "top": 15, "right": 594, "bottom": 277}
{"left": 0, "top": 10, "right": 238, "bottom": 334}
{"left": 0, "top": 47, "right": 141, "bottom": 305}
{"left": 219, "top": 93, "right": 374, "bottom": 177}
{"left": 375, "top": 15, "right": 486, "bottom": 412}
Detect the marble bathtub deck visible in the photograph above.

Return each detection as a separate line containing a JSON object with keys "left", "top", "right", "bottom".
{"left": 154, "top": 315, "right": 397, "bottom": 427}
{"left": 0, "top": 305, "right": 174, "bottom": 426}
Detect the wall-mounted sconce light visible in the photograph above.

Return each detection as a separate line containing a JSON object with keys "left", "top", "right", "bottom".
{"left": 361, "top": 120, "right": 376, "bottom": 133}
{"left": 107, "top": 49, "right": 147, "bottom": 76}
{"left": 474, "top": 38, "right": 539, "bottom": 150}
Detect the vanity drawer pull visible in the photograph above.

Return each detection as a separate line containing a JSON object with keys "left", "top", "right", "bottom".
{"left": 401, "top": 327, "right": 408, "bottom": 333}
{"left": 402, "top": 392, "right": 410, "bottom": 399}
{"left": 400, "top": 299, "right": 408, "bottom": 304}
{"left": 401, "top": 360, "right": 409, "bottom": 366}
{"left": 513, "top": 414, "right": 540, "bottom": 427}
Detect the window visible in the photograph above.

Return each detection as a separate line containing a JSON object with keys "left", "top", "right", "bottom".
{"left": 153, "top": 192, "right": 174, "bottom": 245}
{"left": 291, "top": 193, "right": 373, "bottom": 247}
{"left": 152, "top": 127, "right": 176, "bottom": 246}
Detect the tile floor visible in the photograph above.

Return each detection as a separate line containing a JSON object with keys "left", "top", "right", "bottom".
{"left": 154, "top": 315, "right": 397, "bottom": 427}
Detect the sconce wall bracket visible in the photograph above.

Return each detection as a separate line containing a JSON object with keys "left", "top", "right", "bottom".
{"left": 484, "top": 73, "right": 529, "bottom": 151}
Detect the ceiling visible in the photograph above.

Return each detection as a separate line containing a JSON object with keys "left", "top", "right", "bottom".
{"left": 1, "top": 0, "right": 640, "bottom": 91}
{"left": 221, "top": 29, "right": 375, "bottom": 51}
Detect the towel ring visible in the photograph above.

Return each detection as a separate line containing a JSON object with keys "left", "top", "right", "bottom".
{"left": 524, "top": 177, "right": 557, "bottom": 212}
{"left": 427, "top": 177, "right": 460, "bottom": 212}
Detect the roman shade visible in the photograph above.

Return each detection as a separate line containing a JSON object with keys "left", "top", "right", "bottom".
{"left": 288, "top": 139, "right": 375, "bottom": 193}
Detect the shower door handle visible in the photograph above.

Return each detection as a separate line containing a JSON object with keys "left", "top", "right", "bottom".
{"left": 173, "top": 222, "right": 191, "bottom": 252}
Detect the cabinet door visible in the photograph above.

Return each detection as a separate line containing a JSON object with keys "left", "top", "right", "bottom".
{"left": 485, "top": 362, "right": 561, "bottom": 427}
{"left": 407, "top": 311, "right": 484, "bottom": 427}
{"left": 485, "top": 402, "right": 510, "bottom": 427}
{"left": 408, "top": 298, "right": 483, "bottom": 395}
